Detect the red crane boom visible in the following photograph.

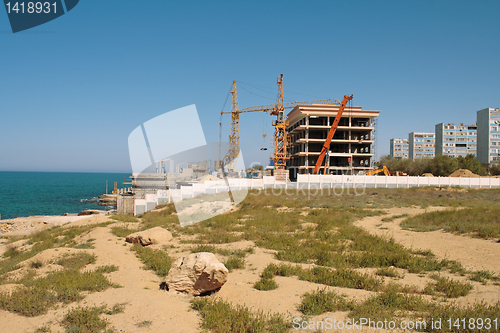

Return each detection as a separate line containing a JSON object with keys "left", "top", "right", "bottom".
{"left": 313, "top": 94, "right": 353, "bottom": 174}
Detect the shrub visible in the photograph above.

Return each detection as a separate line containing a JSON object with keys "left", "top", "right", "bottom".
{"left": 191, "top": 298, "right": 290, "bottom": 333}
{"left": 254, "top": 278, "right": 278, "bottom": 291}
{"left": 223, "top": 257, "right": 245, "bottom": 272}
{"left": 427, "top": 274, "right": 473, "bottom": 298}
{"left": 131, "top": 244, "right": 173, "bottom": 277}
{"left": 299, "top": 289, "right": 354, "bottom": 315}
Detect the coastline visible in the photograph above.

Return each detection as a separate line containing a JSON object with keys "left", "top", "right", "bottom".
{"left": 0, "top": 211, "right": 109, "bottom": 238}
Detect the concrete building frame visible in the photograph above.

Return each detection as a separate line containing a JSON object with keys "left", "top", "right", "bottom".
{"left": 286, "top": 104, "right": 380, "bottom": 175}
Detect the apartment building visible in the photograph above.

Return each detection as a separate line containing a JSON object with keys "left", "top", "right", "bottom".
{"left": 408, "top": 132, "right": 435, "bottom": 160}
{"left": 477, "top": 107, "right": 500, "bottom": 164}
{"left": 390, "top": 138, "right": 409, "bottom": 159}
{"left": 435, "top": 123, "right": 477, "bottom": 157}
{"left": 286, "top": 104, "right": 380, "bottom": 175}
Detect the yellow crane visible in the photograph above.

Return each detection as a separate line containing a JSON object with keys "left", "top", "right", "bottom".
{"left": 220, "top": 76, "right": 340, "bottom": 173}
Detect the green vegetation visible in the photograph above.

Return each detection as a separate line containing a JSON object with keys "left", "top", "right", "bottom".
{"left": 131, "top": 244, "right": 173, "bottom": 277}
{"left": 469, "top": 270, "right": 500, "bottom": 285}
{"left": 61, "top": 304, "right": 124, "bottom": 333}
{"left": 253, "top": 277, "right": 278, "bottom": 291}
{"left": 299, "top": 289, "right": 354, "bottom": 315}
{"left": 223, "top": 256, "right": 245, "bottom": 272}
{"left": 55, "top": 252, "right": 96, "bottom": 270}
{"left": 34, "top": 325, "right": 52, "bottom": 333}
{"left": 110, "top": 226, "right": 136, "bottom": 238}
{"left": 401, "top": 206, "right": 500, "bottom": 239}
{"left": 349, "top": 289, "right": 433, "bottom": 324}
{"left": 381, "top": 213, "right": 408, "bottom": 222}
{"left": 0, "top": 222, "right": 111, "bottom": 279}
{"left": 262, "top": 263, "right": 381, "bottom": 292}
{"left": 110, "top": 214, "right": 140, "bottom": 222}
{"left": 74, "top": 238, "right": 95, "bottom": 249}
{"left": 375, "top": 267, "right": 400, "bottom": 278}
{"left": 30, "top": 260, "right": 44, "bottom": 269}
{"left": 346, "top": 289, "right": 500, "bottom": 333}
{"left": 379, "top": 154, "right": 487, "bottom": 176}
{"left": 0, "top": 267, "right": 113, "bottom": 316}
{"left": 191, "top": 297, "right": 290, "bottom": 333}
{"left": 425, "top": 274, "right": 474, "bottom": 298}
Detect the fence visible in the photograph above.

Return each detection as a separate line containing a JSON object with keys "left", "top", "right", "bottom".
{"left": 130, "top": 175, "right": 500, "bottom": 215}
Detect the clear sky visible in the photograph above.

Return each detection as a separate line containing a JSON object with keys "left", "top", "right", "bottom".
{"left": 1, "top": 0, "right": 499, "bottom": 173}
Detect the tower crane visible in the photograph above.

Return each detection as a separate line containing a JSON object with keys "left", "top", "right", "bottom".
{"left": 313, "top": 94, "right": 354, "bottom": 175}
{"left": 220, "top": 76, "right": 340, "bottom": 172}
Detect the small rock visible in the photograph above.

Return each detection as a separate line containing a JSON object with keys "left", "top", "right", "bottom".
{"left": 165, "top": 252, "right": 228, "bottom": 296}
{"left": 125, "top": 227, "right": 172, "bottom": 246}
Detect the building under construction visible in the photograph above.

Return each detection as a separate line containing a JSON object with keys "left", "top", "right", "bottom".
{"left": 286, "top": 104, "right": 380, "bottom": 175}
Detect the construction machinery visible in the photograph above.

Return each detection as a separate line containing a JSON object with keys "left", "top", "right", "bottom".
{"left": 364, "top": 165, "right": 406, "bottom": 176}
{"left": 220, "top": 76, "right": 340, "bottom": 173}
{"left": 365, "top": 165, "right": 390, "bottom": 176}
{"left": 313, "top": 94, "right": 354, "bottom": 174}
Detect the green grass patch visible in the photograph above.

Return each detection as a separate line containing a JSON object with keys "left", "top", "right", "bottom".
{"left": 223, "top": 256, "right": 245, "bottom": 272}
{"left": 0, "top": 222, "right": 111, "bottom": 279}
{"left": 381, "top": 213, "right": 409, "bottom": 222}
{"left": 94, "top": 265, "right": 119, "bottom": 274}
{"left": 376, "top": 267, "right": 400, "bottom": 278}
{"left": 110, "top": 214, "right": 140, "bottom": 222}
{"left": 74, "top": 238, "right": 96, "bottom": 249}
{"left": 299, "top": 289, "right": 355, "bottom": 315}
{"left": 55, "top": 252, "right": 96, "bottom": 270}
{"left": 191, "top": 297, "right": 290, "bottom": 333}
{"left": 131, "top": 244, "right": 173, "bottom": 277}
{"left": 469, "top": 270, "right": 500, "bottom": 285}
{"left": 425, "top": 274, "right": 473, "bottom": 298}
{"left": 254, "top": 278, "right": 278, "bottom": 291}
{"left": 262, "top": 263, "right": 381, "bottom": 292}
{"left": 0, "top": 266, "right": 114, "bottom": 316}
{"left": 110, "top": 226, "right": 136, "bottom": 238}
{"left": 349, "top": 289, "right": 433, "bottom": 324}
{"left": 401, "top": 206, "right": 500, "bottom": 239}
{"left": 61, "top": 304, "right": 123, "bottom": 333}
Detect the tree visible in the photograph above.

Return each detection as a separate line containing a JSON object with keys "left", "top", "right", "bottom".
{"left": 456, "top": 154, "right": 487, "bottom": 176}
{"left": 429, "top": 155, "right": 457, "bottom": 176}
{"left": 489, "top": 163, "right": 500, "bottom": 176}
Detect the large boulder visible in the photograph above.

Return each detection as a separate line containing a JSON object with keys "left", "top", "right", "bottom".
{"left": 165, "top": 252, "right": 228, "bottom": 295}
{"left": 125, "top": 227, "right": 172, "bottom": 246}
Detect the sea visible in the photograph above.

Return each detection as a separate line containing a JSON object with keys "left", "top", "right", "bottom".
{"left": 0, "top": 171, "right": 131, "bottom": 220}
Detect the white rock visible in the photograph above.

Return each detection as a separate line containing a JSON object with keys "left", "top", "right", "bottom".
{"left": 125, "top": 227, "right": 172, "bottom": 246}
{"left": 165, "top": 252, "right": 228, "bottom": 295}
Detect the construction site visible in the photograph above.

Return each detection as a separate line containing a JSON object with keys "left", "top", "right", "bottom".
{"left": 125, "top": 74, "right": 380, "bottom": 198}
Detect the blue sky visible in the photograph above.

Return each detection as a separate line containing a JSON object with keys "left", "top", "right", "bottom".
{"left": 1, "top": 0, "right": 499, "bottom": 172}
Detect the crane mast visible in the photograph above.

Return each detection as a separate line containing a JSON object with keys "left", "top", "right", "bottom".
{"left": 271, "top": 74, "right": 288, "bottom": 180}
{"left": 313, "top": 94, "right": 354, "bottom": 175}
{"left": 222, "top": 81, "right": 240, "bottom": 171}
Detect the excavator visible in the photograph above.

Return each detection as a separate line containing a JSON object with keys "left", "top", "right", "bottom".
{"left": 365, "top": 165, "right": 390, "bottom": 176}
{"left": 364, "top": 166, "right": 406, "bottom": 176}
{"left": 313, "top": 94, "right": 353, "bottom": 174}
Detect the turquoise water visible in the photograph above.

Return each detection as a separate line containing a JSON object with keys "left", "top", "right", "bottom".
{"left": 0, "top": 172, "right": 130, "bottom": 219}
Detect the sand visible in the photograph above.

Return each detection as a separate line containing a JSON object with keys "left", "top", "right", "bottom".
{"left": 0, "top": 207, "right": 499, "bottom": 332}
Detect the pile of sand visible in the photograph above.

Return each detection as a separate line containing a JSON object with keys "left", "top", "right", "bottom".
{"left": 421, "top": 173, "right": 434, "bottom": 177}
{"left": 449, "top": 169, "right": 480, "bottom": 178}
{"left": 197, "top": 175, "right": 221, "bottom": 184}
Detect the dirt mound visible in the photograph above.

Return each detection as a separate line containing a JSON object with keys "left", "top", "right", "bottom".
{"left": 197, "top": 175, "right": 221, "bottom": 183}
{"left": 421, "top": 173, "right": 434, "bottom": 177}
{"left": 449, "top": 169, "right": 480, "bottom": 178}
